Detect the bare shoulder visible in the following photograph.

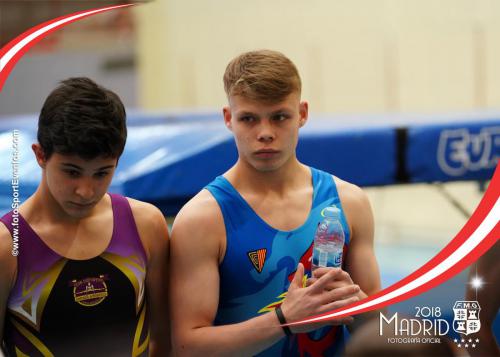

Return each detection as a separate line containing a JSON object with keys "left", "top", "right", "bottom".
{"left": 333, "top": 176, "right": 370, "bottom": 209}
{"left": 127, "top": 198, "right": 166, "bottom": 226}
{"left": 0, "top": 222, "right": 16, "bottom": 289}
{"left": 173, "top": 189, "right": 223, "bottom": 231}
{"left": 171, "top": 189, "right": 224, "bottom": 259}
{"left": 476, "top": 241, "right": 500, "bottom": 279}
{"left": 127, "top": 198, "right": 169, "bottom": 261}
{"left": 332, "top": 176, "right": 373, "bottom": 236}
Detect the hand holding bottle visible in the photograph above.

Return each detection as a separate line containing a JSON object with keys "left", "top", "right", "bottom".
{"left": 279, "top": 263, "right": 360, "bottom": 334}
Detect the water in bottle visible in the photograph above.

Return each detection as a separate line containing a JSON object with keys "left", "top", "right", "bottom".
{"left": 311, "top": 205, "right": 345, "bottom": 270}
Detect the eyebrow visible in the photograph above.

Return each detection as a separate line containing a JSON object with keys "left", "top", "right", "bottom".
{"left": 237, "top": 108, "right": 290, "bottom": 117}
{"left": 237, "top": 111, "right": 258, "bottom": 117}
{"left": 270, "top": 108, "right": 291, "bottom": 114}
{"left": 61, "top": 163, "right": 115, "bottom": 171}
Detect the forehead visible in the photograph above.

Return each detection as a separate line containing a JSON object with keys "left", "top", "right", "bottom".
{"left": 49, "top": 153, "right": 117, "bottom": 169}
{"left": 229, "top": 93, "right": 300, "bottom": 114}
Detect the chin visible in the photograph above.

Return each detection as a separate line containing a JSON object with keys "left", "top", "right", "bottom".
{"left": 64, "top": 206, "right": 93, "bottom": 219}
{"left": 251, "top": 162, "right": 283, "bottom": 173}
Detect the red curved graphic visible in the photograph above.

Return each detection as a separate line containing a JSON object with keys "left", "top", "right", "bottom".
{"left": 0, "top": 4, "right": 134, "bottom": 91}
{"left": 290, "top": 162, "right": 499, "bottom": 325}
{"left": 1, "top": 1, "right": 498, "bottom": 330}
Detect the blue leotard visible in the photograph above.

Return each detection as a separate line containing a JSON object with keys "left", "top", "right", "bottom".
{"left": 206, "top": 167, "right": 351, "bottom": 356}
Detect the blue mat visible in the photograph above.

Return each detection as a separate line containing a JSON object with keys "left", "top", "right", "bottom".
{"left": 0, "top": 111, "right": 498, "bottom": 215}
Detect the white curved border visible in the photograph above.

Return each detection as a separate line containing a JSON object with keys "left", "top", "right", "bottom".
{"left": 0, "top": 5, "right": 131, "bottom": 72}
{"left": 293, "top": 197, "right": 500, "bottom": 325}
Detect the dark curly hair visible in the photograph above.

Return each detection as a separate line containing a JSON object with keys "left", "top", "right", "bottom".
{"left": 37, "top": 77, "right": 127, "bottom": 160}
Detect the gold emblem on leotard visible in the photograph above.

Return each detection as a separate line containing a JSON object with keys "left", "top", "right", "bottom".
{"left": 71, "top": 275, "right": 108, "bottom": 307}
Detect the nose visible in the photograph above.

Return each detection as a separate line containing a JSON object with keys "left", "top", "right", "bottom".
{"left": 257, "top": 120, "right": 275, "bottom": 143}
{"left": 75, "top": 178, "right": 95, "bottom": 201}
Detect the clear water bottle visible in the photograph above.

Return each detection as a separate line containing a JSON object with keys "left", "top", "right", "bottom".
{"left": 312, "top": 205, "right": 345, "bottom": 270}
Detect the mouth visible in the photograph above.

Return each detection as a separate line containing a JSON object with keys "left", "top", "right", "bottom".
{"left": 69, "top": 202, "right": 94, "bottom": 208}
{"left": 253, "top": 149, "right": 279, "bottom": 156}
{"left": 254, "top": 149, "right": 280, "bottom": 159}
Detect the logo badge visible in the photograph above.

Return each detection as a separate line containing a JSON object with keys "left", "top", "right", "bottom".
{"left": 453, "top": 301, "right": 481, "bottom": 336}
{"left": 248, "top": 248, "right": 267, "bottom": 273}
{"left": 71, "top": 275, "right": 108, "bottom": 307}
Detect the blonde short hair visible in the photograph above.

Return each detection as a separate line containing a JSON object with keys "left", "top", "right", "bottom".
{"left": 223, "top": 50, "right": 301, "bottom": 103}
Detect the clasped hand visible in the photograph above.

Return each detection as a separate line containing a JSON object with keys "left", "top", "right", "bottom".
{"left": 280, "top": 263, "right": 359, "bottom": 334}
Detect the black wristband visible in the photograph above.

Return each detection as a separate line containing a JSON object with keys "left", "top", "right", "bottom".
{"left": 275, "top": 305, "right": 293, "bottom": 336}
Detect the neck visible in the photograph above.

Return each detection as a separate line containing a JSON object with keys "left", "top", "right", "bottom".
{"left": 227, "top": 156, "right": 309, "bottom": 195}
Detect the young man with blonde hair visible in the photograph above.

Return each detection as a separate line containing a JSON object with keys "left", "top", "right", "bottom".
{"left": 170, "top": 50, "right": 380, "bottom": 356}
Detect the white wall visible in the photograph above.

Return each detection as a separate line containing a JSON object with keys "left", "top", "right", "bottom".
{"left": 136, "top": 0, "right": 500, "bottom": 113}
{"left": 135, "top": 1, "right": 492, "bottom": 274}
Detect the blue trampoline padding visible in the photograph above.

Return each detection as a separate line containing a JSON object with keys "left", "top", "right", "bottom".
{"left": 297, "top": 127, "right": 396, "bottom": 186}
{"left": 0, "top": 111, "right": 498, "bottom": 215}
{"left": 407, "top": 120, "right": 500, "bottom": 183}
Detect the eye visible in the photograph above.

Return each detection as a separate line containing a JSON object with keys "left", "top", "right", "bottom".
{"left": 272, "top": 113, "right": 289, "bottom": 121}
{"left": 239, "top": 115, "right": 256, "bottom": 123}
{"left": 94, "top": 171, "right": 110, "bottom": 179}
{"left": 64, "top": 169, "right": 81, "bottom": 178}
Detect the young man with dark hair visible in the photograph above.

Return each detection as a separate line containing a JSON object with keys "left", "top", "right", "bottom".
{"left": 0, "top": 78, "right": 169, "bottom": 356}
{"left": 170, "top": 50, "right": 381, "bottom": 356}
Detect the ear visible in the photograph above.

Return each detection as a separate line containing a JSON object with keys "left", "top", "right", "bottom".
{"left": 223, "top": 106, "right": 233, "bottom": 131}
{"left": 299, "top": 101, "right": 309, "bottom": 128}
{"left": 32, "top": 143, "right": 47, "bottom": 168}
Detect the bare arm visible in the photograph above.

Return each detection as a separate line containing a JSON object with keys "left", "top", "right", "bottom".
{"left": 0, "top": 223, "right": 17, "bottom": 346}
{"left": 170, "top": 192, "right": 284, "bottom": 357}
{"left": 336, "top": 177, "right": 381, "bottom": 299}
{"left": 466, "top": 241, "right": 499, "bottom": 357}
{"left": 170, "top": 190, "right": 359, "bottom": 357}
{"left": 130, "top": 200, "right": 170, "bottom": 357}
{"left": 329, "top": 178, "right": 382, "bottom": 330}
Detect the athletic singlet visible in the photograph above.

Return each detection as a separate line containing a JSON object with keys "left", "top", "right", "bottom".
{"left": 205, "top": 167, "right": 351, "bottom": 357}
{"left": 0, "top": 194, "right": 149, "bottom": 357}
